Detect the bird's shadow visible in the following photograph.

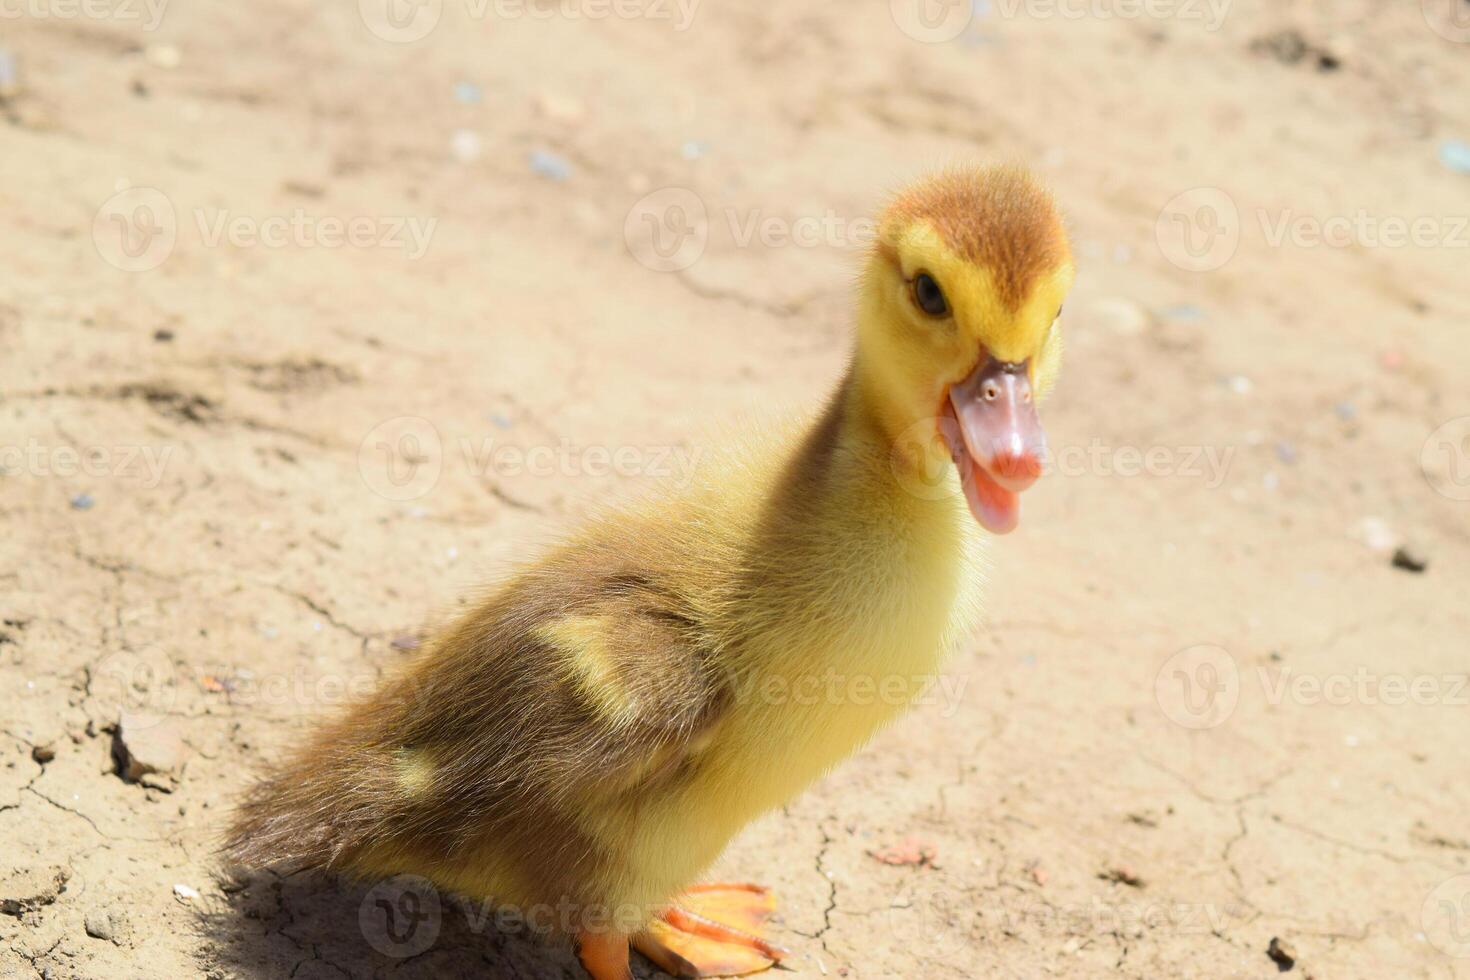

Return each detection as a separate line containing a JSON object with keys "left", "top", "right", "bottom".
{"left": 201, "top": 870, "right": 669, "bottom": 980}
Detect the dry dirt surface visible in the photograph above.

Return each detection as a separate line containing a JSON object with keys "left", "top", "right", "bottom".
{"left": 3, "top": 2, "right": 1470, "bottom": 978}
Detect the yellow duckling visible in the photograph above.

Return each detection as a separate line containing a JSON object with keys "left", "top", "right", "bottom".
{"left": 225, "top": 164, "right": 1074, "bottom": 979}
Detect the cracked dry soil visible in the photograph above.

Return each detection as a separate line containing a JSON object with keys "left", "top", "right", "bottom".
{"left": 3, "top": 3, "right": 1469, "bottom": 978}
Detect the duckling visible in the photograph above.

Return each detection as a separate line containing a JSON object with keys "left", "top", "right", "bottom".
{"left": 225, "top": 164, "right": 1074, "bottom": 980}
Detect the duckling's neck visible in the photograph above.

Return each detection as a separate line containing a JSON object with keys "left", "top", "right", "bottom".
{"left": 754, "top": 352, "right": 974, "bottom": 630}
{"left": 717, "top": 352, "right": 979, "bottom": 738}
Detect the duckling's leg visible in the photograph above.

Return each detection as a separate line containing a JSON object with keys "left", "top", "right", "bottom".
{"left": 577, "top": 930, "right": 633, "bottom": 980}
{"left": 632, "top": 884, "right": 786, "bottom": 978}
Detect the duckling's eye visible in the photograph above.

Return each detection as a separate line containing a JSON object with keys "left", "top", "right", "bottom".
{"left": 911, "top": 272, "right": 949, "bottom": 317}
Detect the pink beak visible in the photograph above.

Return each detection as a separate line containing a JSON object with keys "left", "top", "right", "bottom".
{"left": 941, "top": 357, "right": 1048, "bottom": 534}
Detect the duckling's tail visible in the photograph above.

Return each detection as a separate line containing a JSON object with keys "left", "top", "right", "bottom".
{"left": 221, "top": 717, "right": 399, "bottom": 873}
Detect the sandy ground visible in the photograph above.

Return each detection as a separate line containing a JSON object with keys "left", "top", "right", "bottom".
{"left": 2, "top": 1, "right": 1470, "bottom": 977}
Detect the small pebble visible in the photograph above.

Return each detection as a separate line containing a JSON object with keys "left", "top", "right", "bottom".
{"left": 0, "top": 48, "right": 18, "bottom": 99}
{"left": 390, "top": 634, "right": 421, "bottom": 652}
{"left": 1440, "top": 140, "right": 1470, "bottom": 176}
{"left": 84, "top": 909, "right": 123, "bottom": 943}
{"left": 1274, "top": 442, "right": 1297, "bottom": 465}
{"left": 1098, "top": 865, "right": 1145, "bottom": 888}
{"left": 867, "top": 837, "right": 938, "bottom": 868}
{"left": 1089, "top": 297, "right": 1149, "bottom": 337}
{"left": 173, "top": 883, "right": 199, "bottom": 902}
{"left": 113, "top": 711, "right": 187, "bottom": 783}
{"left": 681, "top": 140, "right": 709, "bottom": 161}
{"left": 1357, "top": 516, "right": 1397, "bottom": 552}
{"left": 0, "top": 866, "right": 69, "bottom": 916}
{"left": 450, "top": 129, "right": 482, "bottom": 163}
{"left": 535, "top": 91, "right": 586, "bottom": 124}
{"left": 31, "top": 743, "right": 55, "bottom": 764}
{"left": 1333, "top": 401, "right": 1356, "bottom": 421}
{"left": 144, "top": 43, "right": 182, "bottom": 70}
{"left": 1266, "top": 936, "right": 1297, "bottom": 970}
{"left": 1227, "top": 375, "right": 1253, "bottom": 395}
{"left": 452, "top": 81, "right": 482, "bottom": 104}
{"left": 1161, "top": 303, "right": 1205, "bottom": 322}
{"left": 154, "top": 328, "right": 175, "bottom": 342}
{"left": 1391, "top": 546, "right": 1428, "bottom": 574}
{"left": 528, "top": 149, "right": 573, "bottom": 181}
{"left": 70, "top": 493, "right": 95, "bottom": 511}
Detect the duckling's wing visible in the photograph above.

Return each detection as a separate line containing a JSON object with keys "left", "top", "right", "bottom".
{"left": 226, "top": 544, "right": 732, "bottom": 875}
{"left": 410, "top": 558, "right": 731, "bottom": 809}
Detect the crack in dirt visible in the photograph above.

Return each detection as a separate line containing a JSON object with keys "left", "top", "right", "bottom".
{"left": 266, "top": 584, "right": 373, "bottom": 643}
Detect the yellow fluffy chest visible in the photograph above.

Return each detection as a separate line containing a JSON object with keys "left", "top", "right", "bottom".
{"left": 670, "top": 493, "right": 984, "bottom": 866}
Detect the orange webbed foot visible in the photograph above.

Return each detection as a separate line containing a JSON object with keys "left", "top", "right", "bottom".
{"left": 632, "top": 883, "right": 788, "bottom": 978}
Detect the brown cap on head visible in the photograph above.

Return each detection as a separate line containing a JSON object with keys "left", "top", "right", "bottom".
{"left": 878, "top": 166, "right": 1071, "bottom": 312}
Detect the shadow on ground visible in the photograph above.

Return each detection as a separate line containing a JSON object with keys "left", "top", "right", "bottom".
{"left": 200, "top": 870, "right": 646, "bottom": 980}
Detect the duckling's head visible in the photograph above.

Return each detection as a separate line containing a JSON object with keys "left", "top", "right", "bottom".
{"left": 858, "top": 165, "right": 1074, "bottom": 534}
